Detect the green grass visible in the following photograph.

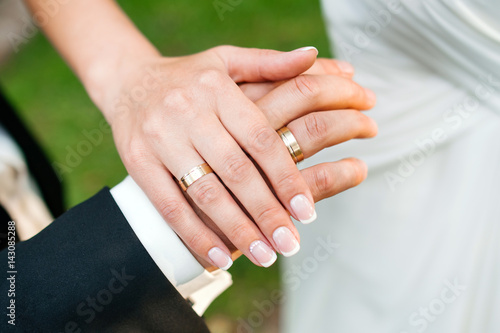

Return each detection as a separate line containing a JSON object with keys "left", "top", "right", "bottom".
{"left": 0, "top": 1, "right": 331, "bottom": 331}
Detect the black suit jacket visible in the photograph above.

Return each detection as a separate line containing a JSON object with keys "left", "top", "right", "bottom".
{"left": 0, "top": 91, "right": 210, "bottom": 332}
{"left": 1, "top": 188, "right": 210, "bottom": 332}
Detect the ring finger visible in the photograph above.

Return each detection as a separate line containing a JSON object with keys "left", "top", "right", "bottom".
{"left": 286, "top": 109, "right": 378, "bottom": 159}
{"left": 188, "top": 118, "right": 302, "bottom": 259}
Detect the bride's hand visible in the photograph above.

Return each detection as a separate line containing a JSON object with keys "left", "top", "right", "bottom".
{"left": 107, "top": 47, "right": 375, "bottom": 269}
{"left": 184, "top": 58, "right": 378, "bottom": 269}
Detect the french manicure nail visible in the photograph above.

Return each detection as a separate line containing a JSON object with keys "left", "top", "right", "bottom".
{"left": 208, "top": 247, "right": 233, "bottom": 271}
{"left": 249, "top": 240, "right": 277, "bottom": 267}
{"left": 290, "top": 194, "right": 317, "bottom": 224}
{"left": 273, "top": 227, "right": 300, "bottom": 257}
{"left": 337, "top": 61, "right": 354, "bottom": 75}
{"left": 293, "top": 46, "right": 318, "bottom": 54}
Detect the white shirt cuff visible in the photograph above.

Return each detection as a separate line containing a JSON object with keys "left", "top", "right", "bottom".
{"left": 110, "top": 176, "right": 232, "bottom": 315}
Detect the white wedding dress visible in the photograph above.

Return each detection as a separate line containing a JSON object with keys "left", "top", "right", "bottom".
{"left": 283, "top": 1, "right": 500, "bottom": 332}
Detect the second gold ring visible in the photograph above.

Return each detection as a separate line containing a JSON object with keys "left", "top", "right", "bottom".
{"left": 277, "top": 126, "right": 304, "bottom": 164}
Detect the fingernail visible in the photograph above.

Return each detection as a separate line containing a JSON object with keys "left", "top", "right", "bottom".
{"left": 337, "top": 61, "right": 354, "bottom": 75}
{"left": 293, "top": 46, "right": 318, "bottom": 54}
{"left": 365, "top": 88, "right": 377, "bottom": 104}
{"left": 208, "top": 247, "right": 233, "bottom": 271}
{"left": 249, "top": 240, "right": 277, "bottom": 267}
{"left": 290, "top": 194, "right": 317, "bottom": 224}
{"left": 273, "top": 227, "right": 300, "bottom": 257}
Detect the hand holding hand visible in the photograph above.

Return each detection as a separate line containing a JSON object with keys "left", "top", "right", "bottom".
{"left": 106, "top": 47, "right": 375, "bottom": 269}
{"left": 182, "top": 56, "right": 378, "bottom": 269}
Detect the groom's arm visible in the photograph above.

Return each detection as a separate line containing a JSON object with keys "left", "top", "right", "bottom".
{"left": 1, "top": 187, "right": 211, "bottom": 333}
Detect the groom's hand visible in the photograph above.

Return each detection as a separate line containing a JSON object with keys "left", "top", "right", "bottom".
{"left": 185, "top": 59, "right": 377, "bottom": 269}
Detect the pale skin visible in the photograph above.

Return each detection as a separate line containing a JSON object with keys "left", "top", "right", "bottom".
{"left": 192, "top": 69, "right": 378, "bottom": 269}
{"left": 24, "top": 0, "right": 376, "bottom": 269}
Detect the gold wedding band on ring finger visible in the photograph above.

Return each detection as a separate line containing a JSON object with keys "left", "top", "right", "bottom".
{"left": 179, "top": 163, "right": 214, "bottom": 191}
{"left": 277, "top": 126, "right": 304, "bottom": 164}
{"left": 179, "top": 127, "right": 300, "bottom": 190}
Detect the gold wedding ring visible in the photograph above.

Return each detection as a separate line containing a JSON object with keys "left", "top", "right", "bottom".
{"left": 179, "top": 163, "right": 214, "bottom": 191}
{"left": 277, "top": 126, "right": 304, "bottom": 164}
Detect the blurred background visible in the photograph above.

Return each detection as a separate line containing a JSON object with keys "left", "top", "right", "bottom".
{"left": 0, "top": 1, "right": 332, "bottom": 331}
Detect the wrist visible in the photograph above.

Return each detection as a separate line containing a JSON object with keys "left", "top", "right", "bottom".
{"left": 83, "top": 49, "right": 163, "bottom": 120}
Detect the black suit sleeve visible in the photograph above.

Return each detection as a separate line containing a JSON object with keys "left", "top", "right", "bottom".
{"left": 1, "top": 188, "right": 210, "bottom": 333}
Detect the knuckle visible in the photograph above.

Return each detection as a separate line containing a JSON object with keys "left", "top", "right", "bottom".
{"left": 195, "top": 69, "right": 225, "bottom": 88}
{"left": 122, "top": 140, "right": 148, "bottom": 167}
{"left": 163, "top": 88, "right": 192, "bottom": 109}
{"left": 162, "top": 89, "right": 196, "bottom": 120}
{"left": 157, "top": 198, "right": 186, "bottom": 224}
{"left": 141, "top": 116, "right": 163, "bottom": 139}
{"left": 189, "top": 177, "right": 221, "bottom": 206}
{"left": 222, "top": 153, "right": 253, "bottom": 183}
{"left": 211, "top": 44, "right": 233, "bottom": 54}
{"left": 292, "top": 75, "right": 319, "bottom": 101}
{"left": 247, "top": 124, "right": 278, "bottom": 153}
{"left": 185, "top": 229, "right": 210, "bottom": 252}
{"left": 275, "top": 171, "right": 302, "bottom": 192}
{"left": 255, "top": 204, "right": 284, "bottom": 228}
{"left": 228, "top": 222, "right": 252, "bottom": 244}
{"left": 313, "top": 166, "right": 334, "bottom": 194}
{"left": 303, "top": 112, "right": 328, "bottom": 143}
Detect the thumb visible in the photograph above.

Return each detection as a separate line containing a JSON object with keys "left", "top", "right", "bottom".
{"left": 212, "top": 45, "right": 318, "bottom": 83}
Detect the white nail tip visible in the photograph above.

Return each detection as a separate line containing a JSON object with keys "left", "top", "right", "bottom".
{"left": 300, "top": 210, "right": 317, "bottom": 225}
{"left": 260, "top": 252, "right": 278, "bottom": 268}
{"left": 281, "top": 243, "right": 301, "bottom": 257}
{"left": 208, "top": 247, "right": 233, "bottom": 271}
{"left": 220, "top": 259, "right": 233, "bottom": 271}
{"left": 296, "top": 46, "right": 318, "bottom": 52}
